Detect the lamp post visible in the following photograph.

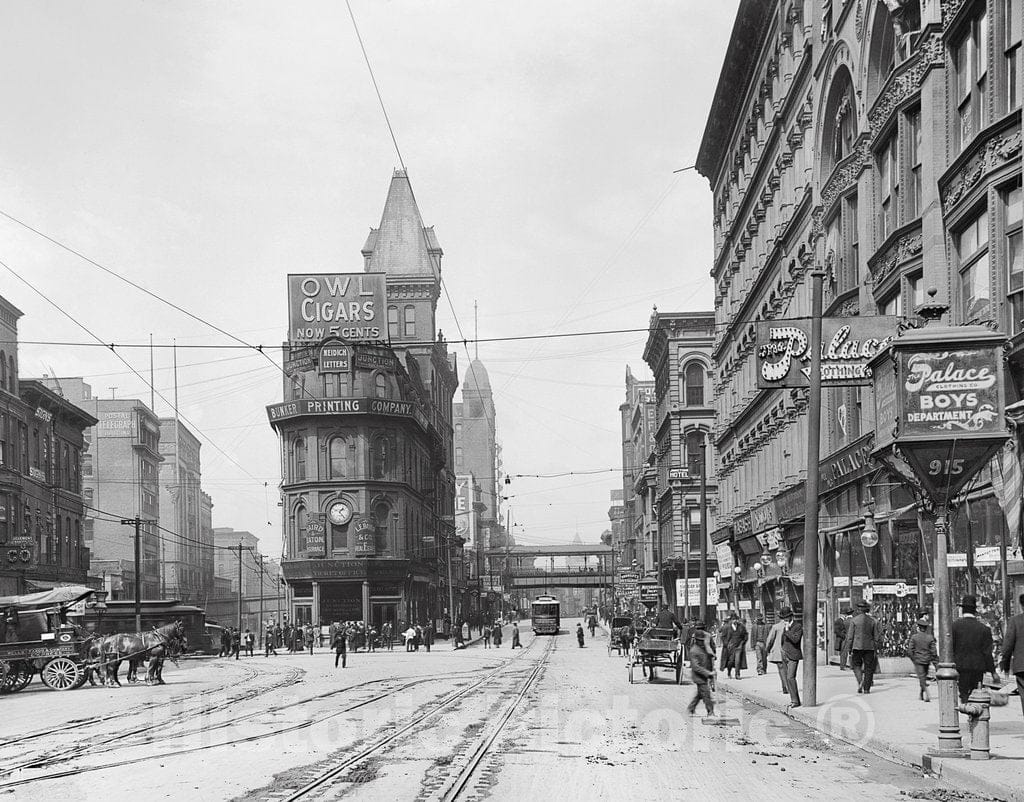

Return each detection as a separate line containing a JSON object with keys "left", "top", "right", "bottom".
{"left": 698, "top": 435, "right": 709, "bottom": 625}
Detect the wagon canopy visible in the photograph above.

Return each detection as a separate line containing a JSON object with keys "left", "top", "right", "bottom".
{"left": 0, "top": 585, "right": 95, "bottom": 611}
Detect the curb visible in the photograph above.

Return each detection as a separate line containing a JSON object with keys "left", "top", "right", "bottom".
{"left": 717, "top": 679, "right": 1020, "bottom": 802}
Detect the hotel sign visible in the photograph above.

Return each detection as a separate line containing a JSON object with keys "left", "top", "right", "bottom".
{"left": 287, "top": 273, "right": 386, "bottom": 343}
{"left": 756, "top": 317, "right": 899, "bottom": 388}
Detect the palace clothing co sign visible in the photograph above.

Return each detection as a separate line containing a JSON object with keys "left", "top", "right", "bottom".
{"left": 900, "top": 350, "right": 1000, "bottom": 436}
{"left": 756, "top": 317, "right": 898, "bottom": 388}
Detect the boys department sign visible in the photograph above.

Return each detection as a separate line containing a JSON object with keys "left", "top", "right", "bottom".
{"left": 756, "top": 317, "right": 899, "bottom": 388}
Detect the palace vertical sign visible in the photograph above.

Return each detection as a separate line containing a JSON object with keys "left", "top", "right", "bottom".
{"left": 874, "top": 326, "right": 1009, "bottom": 508}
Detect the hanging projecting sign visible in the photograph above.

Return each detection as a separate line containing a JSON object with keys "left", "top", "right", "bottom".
{"left": 287, "top": 273, "right": 386, "bottom": 343}
{"left": 318, "top": 340, "right": 350, "bottom": 372}
{"left": 305, "top": 515, "right": 327, "bottom": 558}
{"left": 880, "top": 327, "right": 1009, "bottom": 509}
{"left": 756, "top": 317, "right": 899, "bottom": 388}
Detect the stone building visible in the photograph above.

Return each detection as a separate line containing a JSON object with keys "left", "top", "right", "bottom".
{"left": 270, "top": 169, "right": 460, "bottom": 633}
{"left": 617, "top": 367, "right": 657, "bottom": 586}
{"left": 640, "top": 310, "right": 719, "bottom": 617}
{"left": 37, "top": 377, "right": 159, "bottom": 599}
{"left": 697, "top": 0, "right": 1022, "bottom": 654}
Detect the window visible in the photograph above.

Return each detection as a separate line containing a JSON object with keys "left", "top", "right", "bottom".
{"left": 845, "top": 194, "right": 859, "bottom": 289}
{"left": 55, "top": 516, "right": 62, "bottom": 565}
{"left": 374, "top": 373, "right": 388, "bottom": 399}
{"left": 328, "top": 437, "right": 349, "bottom": 479}
{"left": 388, "top": 306, "right": 399, "bottom": 340}
{"left": 294, "top": 437, "right": 307, "bottom": 481}
{"left": 1004, "top": 182, "right": 1023, "bottom": 334}
{"left": 685, "top": 431, "right": 704, "bottom": 477}
{"left": 1004, "top": 0, "right": 1021, "bottom": 111}
{"left": 683, "top": 362, "right": 705, "bottom": 406}
{"left": 403, "top": 305, "right": 416, "bottom": 338}
{"left": 906, "top": 109, "right": 922, "bottom": 219}
{"left": 0, "top": 350, "right": 5, "bottom": 390}
{"left": 957, "top": 209, "right": 991, "bottom": 322}
{"left": 879, "top": 291, "right": 902, "bottom": 317}
{"left": 953, "top": 7, "right": 989, "bottom": 152}
{"left": 878, "top": 134, "right": 899, "bottom": 239}
{"left": 908, "top": 273, "right": 926, "bottom": 312}
{"left": 832, "top": 85, "right": 857, "bottom": 165}
{"left": 295, "top": 504, "right": 307, "bottom": 553}
{"left": 290, "top": 374, "right": 304, "bottom": 401}
{"left": 371, "top": 436, "right": 392, "bottom": 480}
{"left": 455, "top": 446, "right": 464, "bottom": 469}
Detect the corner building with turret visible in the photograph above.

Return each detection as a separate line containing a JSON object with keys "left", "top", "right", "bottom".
{"left": 269, "top": 169, "right": 460, "bottom": 634}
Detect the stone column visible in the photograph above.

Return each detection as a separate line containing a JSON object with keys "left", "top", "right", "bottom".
{"left": 362, "top": 579, "right": 371, "bottom": 624}
{"left": 311, "top": 581, "right": 320, "bottom": 626}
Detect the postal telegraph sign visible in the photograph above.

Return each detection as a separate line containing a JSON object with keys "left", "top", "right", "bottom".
{"left": 756, "top": 317, "right": 899, "bottom": 388}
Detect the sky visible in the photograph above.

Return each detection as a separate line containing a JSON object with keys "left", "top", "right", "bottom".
{"left": 0, "top": 1, "right": 739, "bottom": 558}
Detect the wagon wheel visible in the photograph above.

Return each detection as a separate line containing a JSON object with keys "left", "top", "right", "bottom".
{"left": 40, "top": 657, "right": 82, "bottom": 691}
{"left": 72, "top": 667, "right": 90, "bottom": 689}
{"left": 1, "top": 661, "right": 32, "bottom": 693}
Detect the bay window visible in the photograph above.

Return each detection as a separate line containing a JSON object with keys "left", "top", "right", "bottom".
{"left": 953, "top": 7, "right": 989, "bottom": 152}
{"left": 957, "top": 209, "right": 991, "bottom": 322}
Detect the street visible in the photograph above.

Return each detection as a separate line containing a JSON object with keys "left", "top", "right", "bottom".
{"left": 0, "top": 621, "right": 998, "bottom": 801}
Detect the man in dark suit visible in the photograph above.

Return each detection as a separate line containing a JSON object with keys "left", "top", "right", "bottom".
{"left": 721, "top": 612, "right": 748, "bottom": 679}
{"left": 1000, "top": 592, "right": 1024, "bottom": 716}
{"left": 779, "top": 608, "right": 803, "bottom": 708}
{"left": 835, "top": 609, "right": 851, "bottom": 669}
{"left": 844, "top": 601, "right": 878, "bottom": 693}
{"left": 951, "top": 594, "right": 996, "bottom": 703}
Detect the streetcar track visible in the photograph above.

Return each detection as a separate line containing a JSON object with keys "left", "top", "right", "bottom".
{"left": 277, "top": 636, "right": 555, "bottom": 802}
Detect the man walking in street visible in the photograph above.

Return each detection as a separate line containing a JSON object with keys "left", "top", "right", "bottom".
{"left": 424, "top": 621, "right": 434, "bottom": 653}
{"left": 332, "top": 624, "right": 347, "bottom": 669}
{"left": 835, "top": 609, "right": 850, "bottom": 670}
{"left": 511, "top": 621, "right": 521, "bottom": 648}
{"left": 721, "top": 612, "right": 748, "bottom": 679}
{"left": 765, "top": 613, "right": 789, "bottom": 695}
{"left": 908, "top": 616, "right": 938, "bottom": 702}
{"left": 243, "top": 628, "right": 255, "bottom": 657}
{"left": 686, "top": 622, "right": 716, "bottom": 718}
{"left": 1000, "top": 592, "right": 1024, "bottom": 716}
{"left": 382, "top": 621, "right": 393, "bottom": 651}
{"left": 265, "top": 624, "right": 277, "bottom": 656}
{"left": 750, "top": 615, "right": 770, "bottom": 676}
{"left": 767, "top": 608, "right": 801, "bottom": 707}
{"left": 952, "top": 594, "right": 995, "bottom": 703}
{"left": 231, "top": 627, "right": 241, "bottom": 660}
{"left": 845, "top": 601, "right": 878, "bottom": 694}
{"left": 482, "top": 622, "right": 491, "bottom": 648}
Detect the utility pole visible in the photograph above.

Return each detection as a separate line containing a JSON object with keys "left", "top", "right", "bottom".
{"left": 257, "top": 551, "right": 265, "bottom": 649}
{"left": 801, "top": 267, "right": 826, "bottom": 707}
{"left": 120, "top": 517, "right": 154, "bottom": 632}
{"left": 698, "top": 436, "right": 709, "bottom": 624}
{"left": 445, "top": 532, "right": 455, "bottom": 632}
{"left": 236, "top": 541, "right": 243, "bottom": 659}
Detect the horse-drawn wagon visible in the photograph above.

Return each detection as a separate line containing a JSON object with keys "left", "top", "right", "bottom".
{"left": 0, "top": 585, "right": 98, "bottom": 693}
{"left": 607, "top": 616, "right": 635, "bottom": 657}
{"left": 627, "top": 626, "right": 684, "bottom": 684}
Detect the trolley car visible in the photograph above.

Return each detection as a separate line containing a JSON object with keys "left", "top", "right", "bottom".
{"left": 530, "top": 595, "right": 560, "bottom": 634}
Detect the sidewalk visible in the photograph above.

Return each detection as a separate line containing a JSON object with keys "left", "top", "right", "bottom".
{"left": 716, "top": 657, "right": 1024, "bottom": 802}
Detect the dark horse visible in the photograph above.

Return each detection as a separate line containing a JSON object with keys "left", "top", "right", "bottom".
{"left": 102, "top": 621, "right": 188, "bottom": 686}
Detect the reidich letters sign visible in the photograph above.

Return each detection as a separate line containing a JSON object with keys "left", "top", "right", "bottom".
{"left": 756, "top": 317, "right": 898, "bottom": 388}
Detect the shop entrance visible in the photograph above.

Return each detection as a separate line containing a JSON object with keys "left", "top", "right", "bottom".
{"left": 371, "top": 599, "right": 399, "bottom": 635}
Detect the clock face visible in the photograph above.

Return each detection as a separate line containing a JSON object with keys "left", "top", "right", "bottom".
{"left": 328, "top": 501, "right": 352, "bottom": 525}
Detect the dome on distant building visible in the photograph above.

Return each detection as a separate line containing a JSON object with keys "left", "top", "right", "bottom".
{"left": 464, "top": 359, "right": 491, "bottom": 393}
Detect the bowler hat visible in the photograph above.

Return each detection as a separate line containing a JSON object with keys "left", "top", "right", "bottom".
{"left": 916, "top": 616, "right": 930, "bottom": 627}
{"left": 857, "top": 601, "right": 870, "bottom": 611}
{"left": 841, "top": 608, "right": 853, "bottom": 616}
{"left": 959, "top": 594, "right": 978, "bottom": 612}
{"left": 779, "top": 607, "right": 793, "bottom": 619}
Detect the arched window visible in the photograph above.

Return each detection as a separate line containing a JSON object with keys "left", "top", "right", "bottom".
{"left": 328, "top": 437, "right": 349, "bottom": 479}
{"left": 7, "top": 356, "right": 13, "bottom": 393}
{"left": 683, "top": 362, "right": 705, "bottom": 406}
{"left": 374, "top": 373, "right": 389, "bottom": 399}
{"left": 388, "top": 305, "right": 399, "bottom": 340}
{"left": 373, "top": 501, "right": 391, "bottom": 553}
{"left": 822, "top": 70, "right": 858, "bottom": 175}
{"left": 455, "top": 446, "right": 464, "bottom": 469}
{"left": 371, "top": 436, "right": 392, "bottom": 479}
{"left": 295, "top": 504, "right": 308, "bottom": 553}
{"left": 685, "top": 431, "right": 705, "bottom": 477}
{"left": 294, "top": 437, "right": 306, "bottom": 481}
{"left": 0, "top": 350, "right": 6, "bottom": 390}
{"left": 404, "top": 305, "right": 416, "bottom": 337}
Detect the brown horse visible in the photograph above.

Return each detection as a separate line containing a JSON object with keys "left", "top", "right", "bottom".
{"left": 102, "top": 621, "right": 187, "bottom": 686}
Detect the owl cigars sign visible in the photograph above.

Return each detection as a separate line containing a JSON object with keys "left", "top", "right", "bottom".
{"left": 756, "top": 317, "right": 899, "bottom": 388}
{"left": 288, "top": 273, "right": 386, "bottom": 343}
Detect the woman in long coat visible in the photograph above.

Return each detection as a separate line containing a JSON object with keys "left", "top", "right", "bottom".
{"left": 492, "top": 622, "right": 502, "bottom": 648}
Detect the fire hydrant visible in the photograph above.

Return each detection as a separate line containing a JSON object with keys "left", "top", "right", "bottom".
{"left": 958, "top": 686, "right": 991, "bottom": 760}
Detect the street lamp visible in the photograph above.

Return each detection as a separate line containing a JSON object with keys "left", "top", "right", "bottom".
{"left": 860, "top": 501, "right": 879, "bottom": 548}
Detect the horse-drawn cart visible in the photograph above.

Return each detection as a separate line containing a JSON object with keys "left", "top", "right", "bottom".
{"left": 607, "top": 616, "right": 634, "bottom": 657}
{"left": 0, "top": 586, "right": 99, "bottom": 693}
{"left": 627, "top": 626, "right": 684, "bottom": 684}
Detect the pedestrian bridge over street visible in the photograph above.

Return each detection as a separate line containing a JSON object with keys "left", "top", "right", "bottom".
{"left": 484, "top": 543, "right": 613, "bottom": 589}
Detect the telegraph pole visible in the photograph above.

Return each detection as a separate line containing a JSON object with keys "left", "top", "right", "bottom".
{"left": 120, "top": 517, "right": 154, "bottom": 632}
{"left": 801, "top": 267, "right": 826, "bottom": 707}
{"left": 236, "top": 541, "right": 243, "bottom": 659}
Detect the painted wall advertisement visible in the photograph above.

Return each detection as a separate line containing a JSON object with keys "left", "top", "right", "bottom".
{"left": 305, "top": 515, "right": 327, "bottom": 558}
{"left": 756, "top": 317, "right": 899, "bottom": 388}
{"left": 455, "top": 476, "right": 477, "bottom": 546}
{"left": 287, "top": 273, "right": 387, "bottom": 343}
{"left": 675, "top": 577, "right": 718, "bottom": 605}
{"left": 351, "top": 515, "right": 377, "bottom": 556}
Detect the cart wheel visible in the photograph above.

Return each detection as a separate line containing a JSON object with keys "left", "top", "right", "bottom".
{"left": 41, "top": 657, "right": 82, "bottom": 691}
{"left": 1, "top": 661, "right": 31, "bottom": 693}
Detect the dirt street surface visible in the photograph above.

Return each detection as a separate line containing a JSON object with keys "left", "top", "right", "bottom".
{"left": 0, "top": 621, "right": 1000, "bottom": 801}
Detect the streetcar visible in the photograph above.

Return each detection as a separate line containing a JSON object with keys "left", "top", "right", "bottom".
{"left": 530, "top": 595, "right": 560, "bottom": 634}
{"left": 78, "top": 599, "right": 213, "bottom": 654}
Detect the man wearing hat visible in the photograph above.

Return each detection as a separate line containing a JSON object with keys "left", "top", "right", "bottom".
{"left": 952, "top": 594, "right": 995, "bottom": 704}
{"left": 766, "top": 607, "right": 802, "bottom": 707}
{"left": 999, "top": 592, "right": 1024, "bottom": 716}
{"left": 686, "top": 621, "right": 716, "bottom": 717}
{"left": 721, "top": 612, "right": 748, "bottom": 679}
{"left": 843, "top": 601, "right": 878, "bottom": 693}
{"left": 907, "top": 615, "right": 938, "bottom": 702}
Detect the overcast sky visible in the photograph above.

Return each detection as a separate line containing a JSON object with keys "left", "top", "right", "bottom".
{"left": 0, "top": 1, "right": 738, "bottom": 557}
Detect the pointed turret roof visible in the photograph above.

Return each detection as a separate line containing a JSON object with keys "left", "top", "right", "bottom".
{"left": 463, "top": 358, "right": 491, "bottom": 395}
{"left": 362, "top": 168, "right": 442, "bottom": 277}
